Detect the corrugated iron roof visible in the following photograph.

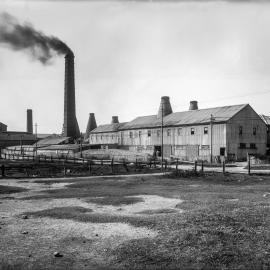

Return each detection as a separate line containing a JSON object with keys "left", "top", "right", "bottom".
{"left": 260, "top": 115, "right": 270, "bottom": 125}
{"left": 121, "top": 104, "right": 248, "bottom": 130}
{"left": 120, "top": 115, "right": 158, "bottom": 130}
{"left": 36, "top": 135, "right": 70, "bottom": 146}
{"left": 91, "top": 104, "right": 248, "bottom": 133}
{"left": 91, "top": 122, "right": 127, "bottom": 133}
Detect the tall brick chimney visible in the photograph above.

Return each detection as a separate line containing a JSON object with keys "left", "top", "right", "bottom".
{"left": 157, "top": 96, "right": 173, "bottom": 118}
{"left": 27, "top": 109, "right": 33, "bottom": 134}
{"left": 84, "top": 113, "right": 97, "bottom": 140}
{"left": 62, "top": 52, "right": 80, "bottom": 139}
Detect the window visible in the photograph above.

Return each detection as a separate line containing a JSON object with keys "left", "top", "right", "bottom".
{"left": 147, "top": 130, "right": 151, "bottom": 137}
{"left": 201, "top": 145, "right": 210, "bottom": 150}
{"left": 167, "top": 129, "right": 171, "bottom": 136}
{"left": 111, "top": 134, "right": 114, "bottom": 139}
{"left": 253, "top": 127, "right": 257, "bottom": 136}
{"left": 191, "top": 128, "right": 195, "bottom": 135}
{"left": 129, "top": 132, "right": 133, "bottom": 138}
{"left": 204, "top": 127, "right": 208, "bottom": 134}
{"left": 100, "top": 135, "right": 103, "bottom": 140}
{"left": 250, "top": 143, "right": 256, "bottom": 149}
{"left": 239, "top": 143, "right": 246, "bottom": 149}
{"left": 239, "top": 126, "right": 243, "bottom": 136}
{"left": 157, "top": 130, "right": 160, "bottom": 137}
{"left": 178, "top": 128, "right": 182, "bottom": 136}
{"left": 139, "top": 131, "right": 142, "bottom": 137}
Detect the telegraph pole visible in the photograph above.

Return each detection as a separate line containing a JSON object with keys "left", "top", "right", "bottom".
{"left": 80, "top": 132, "right": 83, "bottom": 158}
{"left": 210, "top": 114, "right": 214, "bottom": 163}
{"left": 161, "top": 103, "right": 164, "bottom": 171}
{"left": 35, "top": 123, "right": 38, "bottom": 156}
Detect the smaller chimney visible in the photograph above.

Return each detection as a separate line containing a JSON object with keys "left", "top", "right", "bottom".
{"left": 111, "top": 116, "right": 119, "bottom": 124}
{"left": 189, "top": 101, "right": 198, "bottom": 111}
{"left": 84, "top": 113, "right": 97, "bottom": 140}
{"left": 27, "top": 109, "right": 33, "bottom": 134}
{"left": 157, "top": 96, "right": 173, "bottom": 118}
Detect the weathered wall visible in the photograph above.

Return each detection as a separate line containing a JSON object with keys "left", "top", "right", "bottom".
{"left": 226, "top": 105, "right": 266, "bottom": 160}
{"left": 90, "top": 132, "right": 119, "bottom": 145}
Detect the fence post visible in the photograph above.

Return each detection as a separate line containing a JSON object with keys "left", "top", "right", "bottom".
{"left": 248, "top": 154, "right": 251, "bottom": 175}
{"left": 123, "top": 159, "right": 128, "bottom": 172}
{"left": 111, "top": 158, "right": 114, "bottom": 173}
{"left": 135, "top": 158, "right": 137, "bottom": 171}
{"left": 101, "top": 158, "right": 103, "bottom": 166}
{"left": 165, "top": 159, "right": 167, "bottom": 170}
{"left": 149, "top": 159, "right": 152, "bottom": 168}
{"left": 194, "top": 161, "right": 197, "bottom": 173}
{"left": 88, "top": 161, "right": 91, "bottom": 174}
{"left": 63, "top": 161, "right": 66, "bottom": 176}
{"left": 223, "top": 161, "right": 225, "bottom": 174}
{"left": 176, "top": 158, "right": 179, "bottom": 171}
{"left": 201, "top": 160, "right": 204, "bottom": 172}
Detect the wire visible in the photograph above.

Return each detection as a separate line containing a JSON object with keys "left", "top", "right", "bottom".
{"left": 172, "top": 89, "right": 270, "bottom": 112}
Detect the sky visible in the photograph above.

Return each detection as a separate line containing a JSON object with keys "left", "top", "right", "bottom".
{"left": 1, "top": 0, "right": 270, "bottom": 133}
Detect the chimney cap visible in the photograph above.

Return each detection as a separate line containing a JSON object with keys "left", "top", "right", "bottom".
{"left": 111, "top": 116, "right": 119, "bottom": 124}
{"left": 189, "top": 100, "right": 198, "bottom": 110}
{"left": 65, "top": 51, "right": 74, "bottom": 58}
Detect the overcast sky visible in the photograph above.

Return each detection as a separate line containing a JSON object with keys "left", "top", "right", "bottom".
{"left": 1, "top": 0, "right": 270, "bottom": 133}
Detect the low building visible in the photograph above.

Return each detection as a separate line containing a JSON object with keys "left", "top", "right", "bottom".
{"left": 90, "top": 97, "right": 267, "bottom": 162}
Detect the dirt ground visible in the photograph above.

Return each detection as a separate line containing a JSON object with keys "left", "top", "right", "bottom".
{"left": 0, "top": 173, "right": 270, "bottom": 269}
{"left": 0, "top": 176, "right": 181, "bottom": 269}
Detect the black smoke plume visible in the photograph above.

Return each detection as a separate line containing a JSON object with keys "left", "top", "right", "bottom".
{"left": 0, "top": 12, "right": 72, "bottom": 64}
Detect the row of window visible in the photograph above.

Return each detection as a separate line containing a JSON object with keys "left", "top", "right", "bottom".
{"left": 239, "top": 143, "right": 257, "bottom": 149}
{"left": 91, "top": 126, "right": 259, "bottom": 140}
{"left": 239, "top": 126, "right": 257, "bottom": 136}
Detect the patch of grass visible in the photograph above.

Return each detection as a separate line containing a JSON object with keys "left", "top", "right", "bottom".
{"left": 85, "top": 196, "right": 144, "bottom": 206}
{"left": 112, "top": 206, "right": 270, "bottom": 269}
{"left": 0, "top": 185, "right": 27, "bottom": 194}
{"left": 136, "top": 209, "right": 178, "bottom": 215}
{"left": 23, "top": 206, "right": 93, "bottom": 220}
{"left": 23, "top": 206, "right": 158, "bottom": 228}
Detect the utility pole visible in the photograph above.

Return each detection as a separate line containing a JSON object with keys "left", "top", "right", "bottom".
{"left": 80, "top": 132, "right": 83, "bottom": 158}
{"left": 210, "top": 114, "right": 214, "bottom": 163}
{"left": 20, "top": 135, "right": 23, "bottom": 155}
{"left": 35, "top": 123, "right": 38, "bottom": 157}
{"left": 161, "top": 103, "right": 164, "bottom": 171}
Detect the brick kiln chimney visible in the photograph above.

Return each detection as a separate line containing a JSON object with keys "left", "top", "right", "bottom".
{"left": 189, "top": 100, "right": 198, "bottom": 111}
{"left": 84, "top": 113, "right": 97, "bottom": 140}
{"left": 62, "top": 52, "right": 80, "bottom": 139}
{"left": 27, "top": 109, "right": 33, "bottom": 134}
{"left": 157, "top": 96, "right": 173, "bottom": 118}
{"left": 111, "top": 116, "right": 119, "bottom": 124}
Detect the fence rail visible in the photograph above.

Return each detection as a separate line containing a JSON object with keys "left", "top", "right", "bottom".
{"left": 0, "top": 152, "right": 267, "bottom": 178}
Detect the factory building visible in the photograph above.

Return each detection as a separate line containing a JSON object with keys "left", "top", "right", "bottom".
{"left": 89, "top": 97, "right": 267, "bottom": 162}
{"left": 0, "top": 109, "right": 37, "bottom": 149}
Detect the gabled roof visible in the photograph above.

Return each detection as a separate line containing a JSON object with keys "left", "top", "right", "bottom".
{"left": 91, "top": 104, "right": 249, "bottom": 133}
{"left": 260, "top": 115, "right": 270, "bottom": 125}
{"left": 120, "top": 115, "right": 157, "bottom": 130}
{"left": 36, "top": 135, "right": 70, "bottom": 146}
{"left": 120, "top": 104, "right": 248, "bottom": 130}
{"left": 91, "top": 122, "right": 127, "bottom": 133}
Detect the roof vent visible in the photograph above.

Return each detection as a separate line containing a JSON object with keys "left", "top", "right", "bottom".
{"left": 111, "top": 116, "right": 119, "bottom": 124}
{"left": 157, "top": 96, "right": 173, "bottom": 118}
{"left": 189, "top": 101, "right": 198, "bottom": 111}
